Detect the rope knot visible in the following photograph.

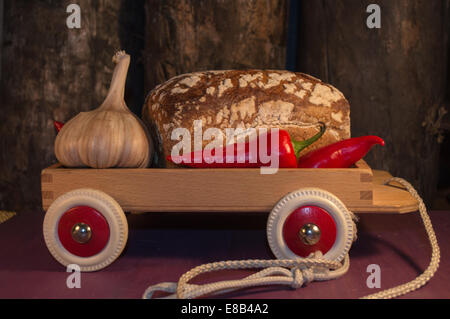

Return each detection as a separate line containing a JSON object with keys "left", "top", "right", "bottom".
{"left": 291, "top": 267, "right": 314, "bottom": 288}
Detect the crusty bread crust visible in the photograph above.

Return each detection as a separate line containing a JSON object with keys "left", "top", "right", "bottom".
{"left": 142, "top": 70, "right": 350, "bottom": 167}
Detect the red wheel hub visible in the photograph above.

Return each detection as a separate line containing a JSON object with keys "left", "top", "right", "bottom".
{"left": 58, "top": 206, "right": 110, "bottom": 257}
{"left": 282, "top": 206, "right": 337, "bottom": 257}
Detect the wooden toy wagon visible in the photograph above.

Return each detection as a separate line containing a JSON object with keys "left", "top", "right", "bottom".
{"left": 41, "top": 160, "right": 418, "bottom": 272}
{"left": 39, "top": 52, "right": 439, "bottom": 299}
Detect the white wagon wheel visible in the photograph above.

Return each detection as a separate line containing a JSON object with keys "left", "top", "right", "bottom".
{"left": 43, "top": 188, "right": 128, "bottom": 272}
{"left": 267, "top": 188, "right": 355, "bottom": 263}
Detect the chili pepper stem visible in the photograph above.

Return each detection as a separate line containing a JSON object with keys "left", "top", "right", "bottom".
{"left": 291, "top": 122, "right": 326, "bottom": 159}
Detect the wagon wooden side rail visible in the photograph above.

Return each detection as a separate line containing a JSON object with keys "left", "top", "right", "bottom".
{"left": 40, "top": 160, "right": 419, "bottom": 272}
{"left": 41, "top": 160, "right": 417, "bottom": 214}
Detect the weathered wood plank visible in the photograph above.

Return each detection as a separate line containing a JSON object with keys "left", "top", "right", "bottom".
{"left": 143, "top": 0, "right": 288, "bottom": 91}
{"left": 297, "top": 0, "right": 450, "bottom": 204}
{"left": 0, "top": 1, "right": 123, "bottom": 211}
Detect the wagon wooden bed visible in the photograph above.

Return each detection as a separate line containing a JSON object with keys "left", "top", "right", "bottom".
{"left": 41, "top": 160, "right": 418, "bottom": 272}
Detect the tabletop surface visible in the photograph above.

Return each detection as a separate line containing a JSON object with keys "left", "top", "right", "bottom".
{"left": 0, "top": 208, "right": 449, "bottom": 299}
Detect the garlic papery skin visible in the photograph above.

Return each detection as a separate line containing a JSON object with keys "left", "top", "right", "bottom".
{"left": 55, "top": 51, "right": 153, "bottom": 168}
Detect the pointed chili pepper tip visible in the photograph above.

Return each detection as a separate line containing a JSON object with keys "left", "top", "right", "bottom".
{"left": 54, "top": 120, "right": 64, "bottom": 133}
{"left": 367, "top": 135, "right": 385, "bottom": 146}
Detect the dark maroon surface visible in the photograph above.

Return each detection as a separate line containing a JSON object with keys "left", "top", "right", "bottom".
{"left": 0, "top": 208, "right": 449, "bottom": 299}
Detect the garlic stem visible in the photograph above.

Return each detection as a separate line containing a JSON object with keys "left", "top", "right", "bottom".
{"left": 100, "top": 50, "right": 130, "bottom": 111}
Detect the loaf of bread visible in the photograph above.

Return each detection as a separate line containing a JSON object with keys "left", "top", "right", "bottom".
{"left": 142, "top": 70, "right": 350, "bottom": 167}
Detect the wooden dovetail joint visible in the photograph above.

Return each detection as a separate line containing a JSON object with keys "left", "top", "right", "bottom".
{"left": 360, "top": 191, "right": 373, "bottom": 200}
{"left": 42, "top": 191, "right": 54, "bottom": 200}
{"left": 41, "top": 174, "right": 53, "bottom": 183}
{"left": 360, "top": 173, "right": 372, "bottom": 183}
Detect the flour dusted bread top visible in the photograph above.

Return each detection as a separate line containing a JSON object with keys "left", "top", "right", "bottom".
{"left": 142, "top": 70, "right": 350, "bottom": 167}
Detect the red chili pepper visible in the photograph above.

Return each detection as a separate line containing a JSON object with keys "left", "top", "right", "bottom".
{"left": 297, "top": 135, "right": 385, "bottom": 168}
{"left": 167, "top": 123, "right": 326, "bottom": 168}
{"left": 54, "top": 120, "right": 64, "bottom": 133}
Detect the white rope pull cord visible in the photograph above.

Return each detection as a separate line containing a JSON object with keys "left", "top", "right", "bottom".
{"left": 143, "top": 252, "right": 350, "bottom": 299}
{"left": 142, "top": 177, "right": 439, "bottom": 299}
{"left": 361, "top": 177, "right": 440, "bottom": 299}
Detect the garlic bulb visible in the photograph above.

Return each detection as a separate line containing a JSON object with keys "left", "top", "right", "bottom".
{"left": 55, "top": 51, "right": 153, "bottom": 168}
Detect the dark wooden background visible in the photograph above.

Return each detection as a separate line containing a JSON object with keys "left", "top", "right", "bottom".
{"left": 0, "top": 0, "right": 449, "bottom": 211}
